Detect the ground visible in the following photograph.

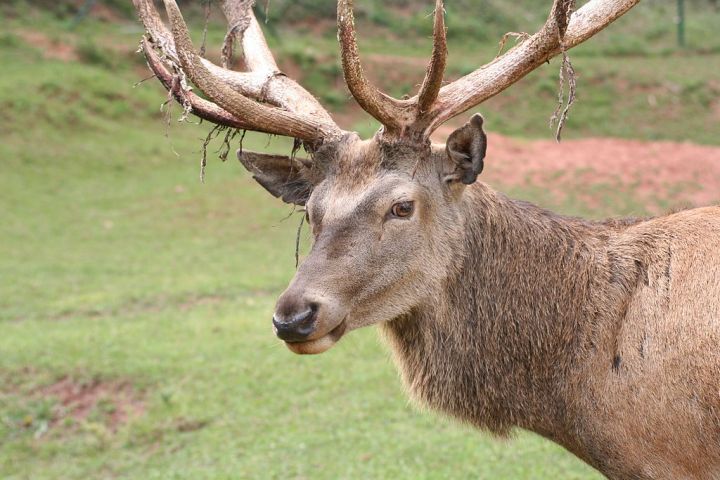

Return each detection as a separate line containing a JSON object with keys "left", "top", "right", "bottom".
{"left": 1, "top": 4, "right": 719, "bottom": 480}
{"left": 475, "top": 133, "right": 720, "bottom": 215}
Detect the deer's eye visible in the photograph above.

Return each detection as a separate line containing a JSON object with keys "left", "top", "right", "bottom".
{"left": 389, "top": 201, "right": 415, "bottom": 219}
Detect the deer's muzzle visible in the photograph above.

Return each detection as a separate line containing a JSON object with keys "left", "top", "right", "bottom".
{"left": 273, "top": 290, "right": 348, "bottom": 355}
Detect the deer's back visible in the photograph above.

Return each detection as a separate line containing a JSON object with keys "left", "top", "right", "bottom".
{"left": 576, "top": 206, "right": 720, "bottom": 479}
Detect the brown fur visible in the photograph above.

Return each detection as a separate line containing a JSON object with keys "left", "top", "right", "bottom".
{"left": 383, "top": 186, "right": 720, "bottom": 479}
{"left": 267, "top": 134, "right": 720, "bottom": 479}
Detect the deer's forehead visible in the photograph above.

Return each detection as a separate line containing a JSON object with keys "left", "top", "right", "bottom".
{"left": 311, "top": 174, "right": 416, "bottom": 221}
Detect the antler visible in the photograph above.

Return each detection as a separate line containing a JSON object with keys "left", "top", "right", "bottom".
{"left": 337, "top": 0, "right": 410, "bottom": 132}
{"left": 416, "top": 0, "right": 447, "bottom": 115}
{"left": 337, "top": 0, "right": 639, "bottom": 142}
{"left": 136, "top": 0, "right": 640, "bottom": 149}
{"left": 424, "top": 0, "right": 640, "bottom": 132}
{"left": 337, "top": 0, "right": 447, "bottom": 142}
{"left": 134, "top": 0, "right": 344, "bottom": 149}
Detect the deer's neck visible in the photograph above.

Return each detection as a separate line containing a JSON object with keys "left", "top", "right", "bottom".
{"left": 380, "top": 183, "right": 637, "bottom": 445}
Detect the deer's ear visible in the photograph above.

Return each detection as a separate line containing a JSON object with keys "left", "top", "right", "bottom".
{"left": 237, "top": 151, "right": 322, "bottom": 206}
{"left": 444, "top": 114, "right": 487, "bottom": 185}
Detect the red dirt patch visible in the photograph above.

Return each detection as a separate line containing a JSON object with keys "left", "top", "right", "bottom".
{"left": 16, "top": 31, "right": 78, "bottom": 62}
{"left": 433, "top": 128, "right": 720, "bottom": 214}
{"left": 38, "top": 377, "right": 144, "bottom": 432}
{"left": 88, "top": 2, "right": 123, "bottom": 23}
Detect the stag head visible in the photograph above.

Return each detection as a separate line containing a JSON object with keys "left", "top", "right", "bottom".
{"left": 135, "top": 0, "right": 639, "bottom": 354}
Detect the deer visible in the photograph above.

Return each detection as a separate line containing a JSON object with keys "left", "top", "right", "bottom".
{"left": 133, "top": 0, "right": 720, "bottom": 478}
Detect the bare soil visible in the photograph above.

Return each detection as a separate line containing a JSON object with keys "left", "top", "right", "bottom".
{"left": 434, "top": 127, "right": 720, "bottom": 215}
{"left": 37, "top": 376, "right": 144, "bottom": 432}
{"left": 16, "top": 31, "right": 78, "bottom": 61}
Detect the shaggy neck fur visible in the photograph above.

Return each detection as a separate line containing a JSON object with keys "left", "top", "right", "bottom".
{"left": 380, "top": 182, "right": 644, "bottom": 459}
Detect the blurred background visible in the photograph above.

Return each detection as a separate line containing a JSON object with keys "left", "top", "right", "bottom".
{"left": 1, "top": 0, "right": 719, "bottom": 478}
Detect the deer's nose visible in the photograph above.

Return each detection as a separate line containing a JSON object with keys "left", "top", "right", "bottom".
{"left": 272, "top": 303, "right": 318, "bottom": 342}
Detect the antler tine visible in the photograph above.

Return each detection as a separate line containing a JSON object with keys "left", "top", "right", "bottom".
{"left": 425, "top": 0, "right": 640, "bottom": 132}
{"left": 135, "top": 0, "right": 268, "bottom": 106}
{"left": 134, "top": 0, "right": 177, "bottom": 59}
{"left": 134, "top": 0, "right": 342, "bottom": 143}
{"left": 141, "top": 38, "right": 256, "bottom": 131}
{"left": 163, "top": 0, "right": 340, "bottom": 143}
{"left": 218, "top": 0, "right": 337, "bottom": 125}
{"left": 220, "top": 0, "right": 277, "bottom": 72}
{"left": 416, "top": 0, "right": 447, "bottom": 114}
{"left": 337, "top": 0, "right": 408, "bottom": 132}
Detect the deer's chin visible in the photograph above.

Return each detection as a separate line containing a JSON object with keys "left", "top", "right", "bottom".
{"left": 284, "top": 320, "right": 347, "bottom": 355}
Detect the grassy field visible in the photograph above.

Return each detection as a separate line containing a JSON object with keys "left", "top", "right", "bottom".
{"left": 0, "top": 3, "right": 718, "bottom": 479}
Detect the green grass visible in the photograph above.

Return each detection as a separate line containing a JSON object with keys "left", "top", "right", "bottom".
{"left": 0, "top": 27, "right": 605, "bottom": 478}
{"left": 0, "top": 5, "right": 717, "bottom": 479}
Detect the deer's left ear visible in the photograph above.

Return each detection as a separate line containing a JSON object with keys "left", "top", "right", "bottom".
{"left": 444, "top": 114, "right": 487, "bottom": 185}
{"left": 238, "top": 151, "right": 323, "bottom": 206}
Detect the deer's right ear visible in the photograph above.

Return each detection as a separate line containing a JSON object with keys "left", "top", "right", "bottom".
{"left": 238, "top": 151, "right": 322, "bottom": 206}
{"left": 444, "top": 114, "right": 487, "bottom": 185}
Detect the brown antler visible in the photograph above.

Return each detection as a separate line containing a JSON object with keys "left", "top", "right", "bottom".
{"left": 134, "top": 0, "right": 343, "bottom": 148}
{"left": 337, "top": 0, "right": 410, "bottom": 132}
{"left": 141, "top": 37, "right": 252, "bottom": 130}
{"left": 416, "top": 0, "right": 448, "bottom": 115}
{"left": 336, "top": 0, "right": 639, "bottom": 142}
{"left": 137, "top": 0, "right": 640, "bottom": 148}
{"left": 423, "top": 0, "right": 640, "bottom": 133}
{"left": 336, "top": 0, "right": 447, "bottom": 142}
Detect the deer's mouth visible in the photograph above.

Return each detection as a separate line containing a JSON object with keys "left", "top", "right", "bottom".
{"left": 284, "top": 319, "right": 347, "bottom": 355}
